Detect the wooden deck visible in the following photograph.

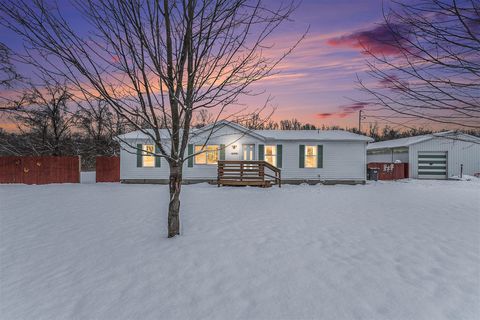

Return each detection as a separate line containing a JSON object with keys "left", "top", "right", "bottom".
{"left": 217, "top": 160, "right": 281, "bottom": 188}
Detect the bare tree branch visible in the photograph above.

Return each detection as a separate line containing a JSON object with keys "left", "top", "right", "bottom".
{"left": 357, "top": 0, "right": 480, "bottom": 129}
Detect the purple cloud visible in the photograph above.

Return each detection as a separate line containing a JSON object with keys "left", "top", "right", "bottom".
{"left": 342, "top": 102, "right": 368, "bottom": 112}
{"left": 327, "top": 23, "right": 409, "bottom": 55}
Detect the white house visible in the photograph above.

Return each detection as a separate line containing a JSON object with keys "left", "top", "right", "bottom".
{"left": 117, "top": 120, "right": 373, "bottom": 184}
{"left": 367, "top": 131, "right": 480, "bottom": 179}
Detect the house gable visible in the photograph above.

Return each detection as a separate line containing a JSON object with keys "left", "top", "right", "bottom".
{"left": 192, "top": 120, "right": 265, "bottom": 142}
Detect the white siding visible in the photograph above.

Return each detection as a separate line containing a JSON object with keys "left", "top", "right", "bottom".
{"left": 120, "top": 126, "right": 368, "bottom": 182}
{"left": 120, "top": 126, "right": 263, "bottom": 180}
{"left": 409, "top": 136, "right": 480, "bottom": 178}
{"left": 187, "top": 131, "right": 262, "bottom": 179}
{"left": 367, "top": 151, "right": 409, "bottom": 163}
{"left": 273, "top": 140, "right": 367, "bottom": 181}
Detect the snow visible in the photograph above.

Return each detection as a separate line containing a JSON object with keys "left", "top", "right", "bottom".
{"left": 367, "top": 131, "right": 480, "bottom": 151}
{"left": 1, "top": 181, "right": 479, "bottom": 319}
{"left": 117, "top": 120, "right": 373, "bottom": 142}
{"left": 450, "top": 175, "right": 480, "bottom": 181}
{"left": 367, "top": 133, "right": 446, "bottom": 150}
{"left": 254, "top": 129, "right": 373, "bottom": 141}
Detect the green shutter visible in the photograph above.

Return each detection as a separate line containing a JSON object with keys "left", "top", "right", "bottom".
{"left": 276, "top": 144, "right": 282, "bottom": 168}
{"left": 317, "top": 145, "right": 323, "bottom": 168}
{"left": 258, "top": 144, "right": 264, "bottom": 161}
{"left": 188, "top": 144, "right": 194, "bottom": 167}
{"left": 136, "top": 144, "right": 143, "bottom": 167}
{"left": 155, "top": 144, "right": 161, "bottom": 167}
{"left": 219, "top": 144, "right": 225, "bottom": 160}
{"left": 299, "top": 145, "right": 305, "bottom": 168}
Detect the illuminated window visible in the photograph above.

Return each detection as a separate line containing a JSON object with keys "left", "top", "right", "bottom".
{"left": 194, "top": 145, "right": 219, "bottom": 165}
{"left": 143, "top": 144, "right": 155, "bottom": 167}
{"left": 305, "top": 145, "right": 317, "bottom": 168}
{"left": 265, "top": 145, "right": 277, "bottom": 167}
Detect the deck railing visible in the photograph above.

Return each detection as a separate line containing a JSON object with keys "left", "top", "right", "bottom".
{"left": 217, "top": 160, "right": 281, "bottom": 187}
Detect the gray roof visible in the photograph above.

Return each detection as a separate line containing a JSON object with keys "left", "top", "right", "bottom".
{"left": 117, "top": 120, "right": 373, "bottom": 142}
{"left": 116, "top": 129, "right": 169, "bottom": 140}
{"left": 367, "top": 131, "right": 480, "bottom": 151}
{"left": 254, "top": 130, "right": 373, "bottom": 142}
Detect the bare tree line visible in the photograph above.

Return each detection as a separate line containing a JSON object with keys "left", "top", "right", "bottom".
{"left": 2, "top": 87, "right": 478, "bottom": 170}
{"left": 0, "top": 81, "right": 136, "bottom": 169}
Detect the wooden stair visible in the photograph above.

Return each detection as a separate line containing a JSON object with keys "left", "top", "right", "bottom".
{"left": 217, "top": 160, "right": 281, "bottom": 188}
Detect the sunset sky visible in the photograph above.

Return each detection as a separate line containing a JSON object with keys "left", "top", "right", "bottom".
{"left": 0, "top": 0, "right": 423, "bottom": 131}
{"left": 249, "top": 0, "right": 391, "bottom": 127}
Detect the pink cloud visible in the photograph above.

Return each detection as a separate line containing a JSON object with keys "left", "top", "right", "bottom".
{"left": 316, "top": 113, "right": 334, "bottom": 119}
{"left": 327, "top": 24, "right": 408, "bottom": 55}
{"left": 379, "top": 75, "right": 409, "bottom": 91}
{"left": 315, "top": 102, "right": 368, "bottom": 120}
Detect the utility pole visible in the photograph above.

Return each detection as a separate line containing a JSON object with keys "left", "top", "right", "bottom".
{"left": 358, "top": 110, "right": 362, "bottom": 133}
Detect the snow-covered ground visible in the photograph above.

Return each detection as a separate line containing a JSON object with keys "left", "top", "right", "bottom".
{"left": 1, "top": 180, "right": 479, "bottom": 320}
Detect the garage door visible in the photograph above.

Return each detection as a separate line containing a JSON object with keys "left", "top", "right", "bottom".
{"left": 418, "top": 152, "right": 447, "bottom": 179}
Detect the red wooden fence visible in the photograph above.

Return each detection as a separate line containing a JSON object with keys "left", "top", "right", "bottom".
{"left": 96, "top": 156, "right": 120, "bottom": 182}
{"left": 368, "top": 162, "right": 409, "bottom": 180}
{"left": 0, "top": 156, "right": 80, "bottom": 184}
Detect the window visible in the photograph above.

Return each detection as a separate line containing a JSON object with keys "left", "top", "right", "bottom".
{"left": 143, "top": 144, "right": 155, "bottom": 167}
{"left": 305, "top": 145, "right": 317, "bottom": 168}
{"left": 265, "top": 145, "right": 277, "bottom": 166}
{"left": 194, "top": 145, "right": 219, "bottom": 165}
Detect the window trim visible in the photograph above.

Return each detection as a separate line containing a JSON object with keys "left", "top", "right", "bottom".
{"left": 304, "top": 145, "right": 318, "bottom": 169}
{"left": 142, "top": 144, "right": 155, "bottom": 168}
{"left": 264, "top": 145, "right": 277, "bottom": 167}
{"left": 194, "top": 144, "right": 220, "bottom": 165}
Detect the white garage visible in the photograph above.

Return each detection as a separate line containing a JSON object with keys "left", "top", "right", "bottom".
{"left": 367, "top": 131, "right": 480, "bottom": 179}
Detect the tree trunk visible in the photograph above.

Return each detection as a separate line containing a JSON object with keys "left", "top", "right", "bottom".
{"left": 168, "top": 162, "right": 182, "bottom": 238}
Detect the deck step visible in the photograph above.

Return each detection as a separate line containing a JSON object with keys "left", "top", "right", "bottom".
{"left": 217, "top": 179, "right": 272, "bottom": 187}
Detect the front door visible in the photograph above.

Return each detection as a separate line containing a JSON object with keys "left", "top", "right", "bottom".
{"left": 243, "top": 144, "right": 255, "bottom": 161}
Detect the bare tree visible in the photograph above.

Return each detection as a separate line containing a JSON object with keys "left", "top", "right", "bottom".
{"left": 74, "top": 98, "right": 122, "bottom": 166}
{"left": 263, "top": 120, "right": 279, "bottom": 130}
{"left": 5, "top": 82, "right": 77, "bottom": 155}
{"left": 358, "top": 0, "right": 480, "bottom": 129}
{"left": 280, "top": 118, "right": 302, "bottom": 130}
{"left": 0, "top": 0, "right": 304, "bottom": 237}
{"left": 0, "top": 42, "right": 20, "bottom": 88}
{"left": 235, "top": 112, "right": 268, "bottom": 129}
{"left": 193, "top": 109, "right": 214, "bottom": 128}
{"left": 76, "top": 99, "right": 116, "bottom": 144}
{"left": 0, "top": 42, "right": 26, "bottom": 111}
